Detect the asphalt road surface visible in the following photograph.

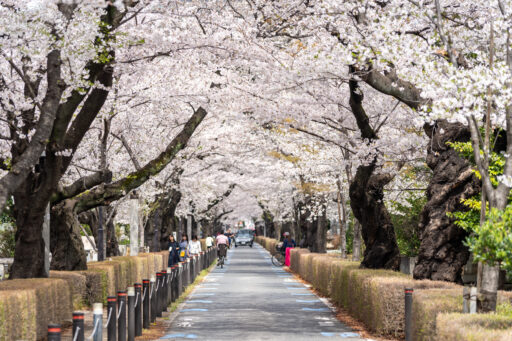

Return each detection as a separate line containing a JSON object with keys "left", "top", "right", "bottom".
{"left": 160, "top": 244, "right": 370, "bottom": 340}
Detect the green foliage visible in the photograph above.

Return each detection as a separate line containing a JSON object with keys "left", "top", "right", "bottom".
{"left": 448, "top": 141, "right": 506, "bottom": 187}
{"left": 389, "top": 194, "right": 425, "bottom": 256}
{"left": 463, "top": 206, "right": 512, "bottom": 272}
{"left": 449, "top": 138, "right": 512, "bottom": 271}
{"left": 0, "top": 199, "right": 16, "bottom": 258}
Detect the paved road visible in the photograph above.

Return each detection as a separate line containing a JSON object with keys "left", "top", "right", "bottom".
{"left": 160, "top": 244, "right": 369, "bottom": 340}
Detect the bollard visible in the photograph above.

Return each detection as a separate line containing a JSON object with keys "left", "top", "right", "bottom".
{"left": 107, "top": 296, "right": 117, "bottom": 341}
{"left": 171, "top": 266, "right": 178, "bottom": 303}
{"left": 190, "top": 257, "right": 195, "bottom": 283}
{"left": 178, "top": 263, "right": 184, "bottom": 296}
{"left": 162, "top": 270, "right": 169, "bottom": 312}
{"left": 48, "top": 324, "right": 61, "bottom": 341}
{"left": 118, "top": 290, "right": 127, "bottom": 341}
{"left": 142, "top": 279, "right": 150, "bottom": 329}
{"left": 135, "top": 283, "right": 142, "bottom": 336}
{"left": 167, "top": 267, "right": 173, "bottom": 306}
{"left": 127, "top": 287, "right": 135, "bottom": 341}
{"left": 405, "top": 288, "right": 413, "bottom": 341}
{"left": 150, "top": 275, "right": 157, "bottom": 323}
{"left": 93, "top": 303, "right": 103, "bottom": 341}
{"left": 156, "top": 272, "right": 163, "bottom": 317}
{"left": 72, "top": 312, "right": 85, "bottom": 341}
{"left": 186, "top": 258, "right": 191, "bottom": 287}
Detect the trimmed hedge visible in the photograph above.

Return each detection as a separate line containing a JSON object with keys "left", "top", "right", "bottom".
{"left": 256, "top": 236, "right": 512, "bottom": 341}
{"left": 0, "top": 278, "right": 72, "bottom": 340}
{"left": 437, "top": 313, "right": 512, "bottom": 341}
{"left": 0, "top": 250, "right": 172, "bottom": 340}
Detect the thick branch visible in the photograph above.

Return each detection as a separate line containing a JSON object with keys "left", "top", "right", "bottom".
{"left": 349, "top": 66, "right": 378, "bottom": 140}
{"left": 0, "top": 50, "right": 64, "bottom": 211}
{"left": 51, "top": 170, "right": 112, "bottom": 204}
{"left": 74, "top": 107, "right": 208, "bottom": 213}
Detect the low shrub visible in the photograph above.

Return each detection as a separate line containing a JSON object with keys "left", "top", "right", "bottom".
{"left": 437, "top": 313, "right": 512, "bottom": 341}
{"left": 0, "top": 278, "right": 72, "bottom": 340}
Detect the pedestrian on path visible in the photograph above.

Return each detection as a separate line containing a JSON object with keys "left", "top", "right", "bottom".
{"left": 168, "top": 235, "right": 180, "bottom": 267}
{"left": 282, "top": 232, "right": 296, "bottom": 267}
{"left": 205, "top": 234, "right": 214, "bottom": 249}
{"left": 188, "top": 235, "right": 202, "bottom": 256}
{"left": 179, "top": 235, "right": 189, "bottom": 262}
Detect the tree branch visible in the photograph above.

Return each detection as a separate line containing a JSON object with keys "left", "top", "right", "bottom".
{"left": 74, "top": 107, "right": 208, "bottom": 213}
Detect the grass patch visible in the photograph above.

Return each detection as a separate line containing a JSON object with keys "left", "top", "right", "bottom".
{"left": 168, "top": 260, "right": 217, "bottom": 314}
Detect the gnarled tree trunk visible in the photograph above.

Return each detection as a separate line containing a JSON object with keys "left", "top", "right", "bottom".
{"left": 413, "top": 121, "right": 480, "bottom": 282}
{"left": 350, "top": 164, "right": 400, "bottom": 269}
{"left": 50, "top": 199, "right": 87, "bottom": 270}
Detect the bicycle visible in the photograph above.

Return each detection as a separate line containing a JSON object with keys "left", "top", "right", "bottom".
{"left": 217, "top": 244, "right": 227, "bottom": 268}
{"left": 271, "top": 249, "right": 285, "bottom": 267}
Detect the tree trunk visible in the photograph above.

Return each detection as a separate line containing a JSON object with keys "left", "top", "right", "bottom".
{"left": 413, "top": 121, "right": 479, "bottom": 282}
{"left": 10, "top": 184, "right": 48, "bottom": 278}
{"left": 352, "top": 219, "right": 362, "bottom": 261}
{"left": 478, "top": 264, "right": 500, "bottom": 312}
{"left": 50, "top": 200, "right": 87, "bottom": 270}
{"left": 349, "top": 163, "right": 400, "bottom": 270}
{"left": 315, "top": 207, "right": 327, "bottom": 253}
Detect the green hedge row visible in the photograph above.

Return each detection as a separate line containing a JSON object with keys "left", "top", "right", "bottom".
{"left": 256, "top": 236, "right": 512, "bottom": 340}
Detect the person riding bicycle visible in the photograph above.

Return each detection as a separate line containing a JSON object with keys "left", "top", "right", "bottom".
{"left": 282, "top": 232, "right": 296, "bottom": 250}
{"left": 281, "top": 232, "right": 296, "bottom": 267}
{"left": 216, "top": 232, "right": 229, "bottom": 265}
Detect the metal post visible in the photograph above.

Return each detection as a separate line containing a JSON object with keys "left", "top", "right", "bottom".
{"left": 167, "top": 267, "right": 172, "bottom": 306}
{"left": 107, "top": 296, "right": 117, "bottom": 341}
{"left": 142, "top": 279, "right": 150, "bottom": 329}
{"left": 93, "top": 303, "right": 103, "bottom": 341}
{"left": 127, "top": 287, "right": 135, "bottom": 341}
{"left": 156, "top": 272, "right": 163, "bottom": 317}
{"left": 72, "top": 312, "right": 85, "bottom": 341}
{"left": 47, "top": 324, "right": 61, "bottom": 341}
{"left": 135, "top": 283, "right": 142, "bottom": 336}
{"left": 150, "top": 275, "right": 157, "bottom": 323}
{"left": 98, "top": 206, "right": 104, "bottom": 261}
{"left": 118, "top": 291, "right": 127, "bottom": 341}
{"left": 178, "top": 263, "right": 183, "bottom": 297}
{"left": 43, "top": 204, "right": 50, "bottom": 276}
{"left": 162, "top": 269, "right": 168, "bottom": 312}
{"left": 405, "top": 288, "right": 413, "bottom": 341}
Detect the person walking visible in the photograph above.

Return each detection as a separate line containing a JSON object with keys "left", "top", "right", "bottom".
{"left": 205, "top": 234, "right": 214, "bottom": 249}
{"left": 188, "top": 235, "right": 202, "bottom": 256}
{"left": 179, "top": 235, "right": 189, "bottom": 262}
{"left": 168, "top": 235, "right": 180, "bottom": 267}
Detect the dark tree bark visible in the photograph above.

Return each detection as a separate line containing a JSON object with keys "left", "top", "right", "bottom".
{"left": 350, "top": 165, "right": 400, "bottom": 269}
{"left": 8, "top": 5, "right": 129, "bottom": 278}
{"left": 347, "top": 70, "right": 400, "bottom": 269}
{"left": 50, "top": 200, "right": 87, "bottom": 270}
{"left": 413, "top": 121, "right": 480, "bottom": 282}
{"left": 145, "top": 188, "right": 181, "bottom": 251}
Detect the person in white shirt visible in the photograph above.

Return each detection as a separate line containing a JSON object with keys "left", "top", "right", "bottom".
{"left": 188, "top": 235, "right": 202, "bottom": 256}
{"left": 205, "top": 235, "right": 214, "bottom": 249}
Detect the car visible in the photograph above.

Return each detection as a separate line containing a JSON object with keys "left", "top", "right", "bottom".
{"left": 234, "top": 229, "right": 254, "bottom": 247}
